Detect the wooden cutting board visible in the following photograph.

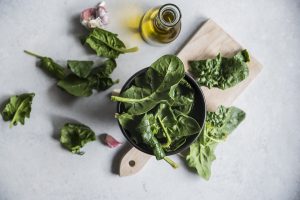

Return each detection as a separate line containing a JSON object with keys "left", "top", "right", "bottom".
{"left": 119, "top": 19, "right": 263, "bottom": 176}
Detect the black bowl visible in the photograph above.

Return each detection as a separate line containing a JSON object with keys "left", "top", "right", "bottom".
{"left": 117, "top": 67, "right": 206, "bottom": 156}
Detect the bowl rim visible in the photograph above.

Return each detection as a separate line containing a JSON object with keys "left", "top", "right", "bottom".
{"left": 116, "top": 67, "right": 206, "bottom": 156}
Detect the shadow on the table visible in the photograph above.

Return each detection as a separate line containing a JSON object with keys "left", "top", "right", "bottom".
{"left": 47, "top": 85, "right": 117, "bottom": 123}
{"left": 98, "top": 133, "right": 132, "bottom": 175}
{"left": 123, "top": 11, "right": 144, "bottom": 42}
{"left": 175, "top": 16, "right": 208, "bottom": 55}
{"left": 108, "top": 147, "right": 196, "bottom": 176}
{"left": 47, "top": 84, "right": 78, "bottom": 108}
{"left": 68, "top": 15, "right": 95, "bottom": 55}
{"left": 0, "top": 95, "right": 11, "bottom": 111}
{"left": 47, "top": 85, "right": 117, "bottom": 134}
{"left": 77, "top": 92, "right": 116, "bottom": 125}
{"left": 98, "top": 133, "right": 107, "bottom": 145}
{"left": 110, "top": 142, "right": 132, "bottom": 175}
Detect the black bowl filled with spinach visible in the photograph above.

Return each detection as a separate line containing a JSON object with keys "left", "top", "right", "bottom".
{"left": 111, "top": 55, "right": 206, "bottom": 162}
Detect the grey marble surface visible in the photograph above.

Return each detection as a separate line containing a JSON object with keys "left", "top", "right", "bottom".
{"left": 0, "top": 0, "right": 299, "bottom": 199}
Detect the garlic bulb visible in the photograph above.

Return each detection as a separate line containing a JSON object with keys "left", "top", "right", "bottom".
{"left": 80, "top": 2, "right": 109, "bottom": 29}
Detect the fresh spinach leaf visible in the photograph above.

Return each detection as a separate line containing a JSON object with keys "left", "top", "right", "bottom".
{"left": 60, "top": 123, "right": 96, "bottom": 155}
{"left": 170, "top": 79, "right": 195, "bottom": 114}
{"left": 1, "top": 93, "right": 35, "bottom": 128}
{"left": 57, "top": 59, "right": 118, "bottom": 97}
{"left": 189, "top": 50, "right": 250, "bottom": 89}
{"left": 24, "top": 50, "right": 66, "bottom": 80}
{"left": 119, "top": 85, "right": 152, "bottom": 110}
{"left": 91, "top": 77, "right": 119, "bottom": 91}
{"left": 84, "top": 28, "right": 138, "bottom": 58}
{"left": 155, "top": 103, "right": 200, "bottom": 149}
{"left": 136, "top": 114, "right": 166, "bottom": 160}
{"left": 67, "top": 60, "right": 94, "bottom": 78}
{"left": 115, "top": 113, "right": 138, "bottom": 133}
{"left": 121, "top": 85, "right": 152, "bottom": 99}
{"left": 116, "top": 113, "right": 159, "bottom": 144}
{"left": 186, "top": 106, "right": 246, "bottom": 180}
{"left": 89, "top": 59, "right": 119, "bottom": 91}
{"left": 134, "top": 76, "right": 195, "bottom": 115}
{"left": 165, "top": 137, "right": 186, "bottom": 152}
{"left": 57, "top": 74, "right": 94, "bottom": 97}
{"left": 111, "top": 55, "right": 185, "bottom": 115}
{"left": 91, "top": 59, "right": 117, "bottom": 77}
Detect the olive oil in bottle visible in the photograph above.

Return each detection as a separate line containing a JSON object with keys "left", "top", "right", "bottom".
{"left": 140, "top": 4, "right": 182, "bottom": 45}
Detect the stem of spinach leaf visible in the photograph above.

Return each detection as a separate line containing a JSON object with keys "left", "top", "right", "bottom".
{"left": 111, "top": 96, "right": 144, "bottom": 103}
{"left": 9, "top": 96, "right": 29, "bottom": 128}
{"left": 118, "top": 46, "right": 139, "bottom": 53}
{"left": 157, "top": 116, "right": 172, "bottom": 148}
{"left": 23, "top": 50, "right": 44, "bottom": 59}
{"left": 163, "top": 157, "right": 179, "bottom": 169}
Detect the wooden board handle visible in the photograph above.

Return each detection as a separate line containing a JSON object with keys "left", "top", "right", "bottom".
{"left": 119, "top": 147, "right": 152, "bottom": 176}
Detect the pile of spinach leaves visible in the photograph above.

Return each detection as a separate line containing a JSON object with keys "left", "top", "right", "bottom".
{"left": 111, "top": 55, "right": 201, "bottom": 167}
{"left": 23, "top": 28, "right": 139, "bottom": 97}
{"left": 186, "top": 50, "right": 249, "bottom": 179}
{"left": 18, "top": 27, "right": 139, "bottom": 154}
{"left": 24, "top": 50, "right": 118, "bottom": 97}
{"left": 189, "top": 50, "right": 250, "bottom": 89}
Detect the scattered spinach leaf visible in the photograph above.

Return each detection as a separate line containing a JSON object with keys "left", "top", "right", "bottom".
{"left": 24, "top": 50, "right": 66, "bottom": 80}
{"left": 91, "top": 77, "right": 119, "bottom": 91}
{"left": 186, "top": 106, "right": 246, "bottom": 180}
{"left": 90, "top": 59, "right": 117, "bottom": 77}
{"left": 60, "top": 123, "right": 96, "bottom": 155}
{"left": 189, "top": 50, "right": 250, "bottom": 89}
{"left": 84, "top": 28, "right": 138, "bottom": 58}
{"left": 67, "top": 60, "right": 94, "bottom": 78}
{"left": 1, "top": 93, "right": 35, "bottom": 128}
{"left": 89, "top": 59, "right": 119, "bottom": 91}
{"left": 57, "top": 74, "right": 94, "bottom": 97}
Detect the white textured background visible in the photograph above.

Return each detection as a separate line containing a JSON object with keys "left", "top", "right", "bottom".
{"left": 0, "top": 0, "right": 299, "bottom": 200}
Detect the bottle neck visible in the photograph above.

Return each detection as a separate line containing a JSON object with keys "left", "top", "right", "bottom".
{"left": 154, "top": 4, "right": 181, "bottom": 31}
{"left": 154, "top": 16, "right": 172, "bottom": 31}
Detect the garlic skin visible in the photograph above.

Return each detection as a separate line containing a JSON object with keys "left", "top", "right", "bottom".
{"left": 80, "top": 2, "right": 109, "bottom": 29}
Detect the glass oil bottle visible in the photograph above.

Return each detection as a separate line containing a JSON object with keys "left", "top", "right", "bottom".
{"left": 140, "top": 4, "right": 182, "bottom": 45}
